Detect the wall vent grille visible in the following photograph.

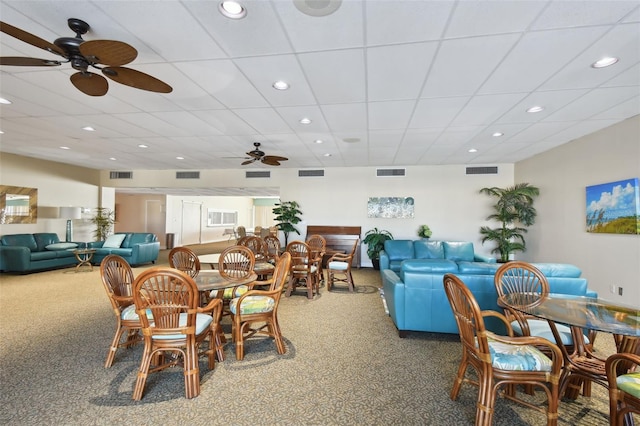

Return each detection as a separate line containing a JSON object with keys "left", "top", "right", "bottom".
{"left": 298, "top": 169, "right": 325, "bottom": 177}
{"left": 109, "top": 171, "right": 133, "bottom": 179}
{"left": 176, "top": 171, "right": 200, "bottom": 179}
{"left": 466, "top": 166, "right": 498, "bottom": 175}
{"left": 376, "top": 168, "right": 406, "bottom": 177}
{"left": 246, "top": 171, "right": 271, "bottom": 179}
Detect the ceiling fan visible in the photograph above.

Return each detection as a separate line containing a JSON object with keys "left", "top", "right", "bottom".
{"left": 0, "top": 18, "right": 172, "bottom": 97}
{"left": 241, "top": 143, "right": 288, "bottom": 166}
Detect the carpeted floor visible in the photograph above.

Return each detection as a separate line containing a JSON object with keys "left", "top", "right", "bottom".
{"left": 0, "top": 243, "right": 621, "bottom": 425}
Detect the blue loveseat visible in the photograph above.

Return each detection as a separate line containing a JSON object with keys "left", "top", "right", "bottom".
{"left": 379, "top": 239, "right": 596, "bottom": 336}
{"left": 86, "top": 232, "right": 159, "bottom": 266}
{"left": 0, "top": 233, "right": 80, "bottom": 273}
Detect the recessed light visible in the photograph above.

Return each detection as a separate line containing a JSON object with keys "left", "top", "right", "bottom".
{"left": 82, "top": 126, "right": 95, "bottom": 132}
{"left": 176, "top": 156, "right": 184, "bottom": 160}
{"left": 109, "top": 157, "right": 117, "bottom": 161}
{"left": 492, "top": 132, "right": 504, "bottom": 137}
{"left": 314, "top": 139, "right": 323, "bottom": 144}
{"left": 0, "top": 130, "right": 4, "bottom": 134}
{"left": 138, "top": 144, "right": 148, "bottom": 148}
{"left": 526, "top": 106, "right": 544, "bottom": 113}
{"left": 60, "top": 146, "right": 70, "bottom": 150}
{"left": 219, "top": 1, "right": 247, "bottom": 19}
{"left": 299, "top": 118, "right": 312, "bottom": 125}
{"left": 468, "top": 148, "right": 478, "bottom": 153}
{"left": 294, "top": 0, "right": 342, "bottom": 17}
{"left": 591, "top": 57, "right": 619, "bottom": 69}
{"left": 272, "top": 80, "right": 289, "bottom": 91}
{"left": 0, "top": 97, "right": 12, "bottom": 105}
{"left": 323, "top": 153, "right": 332, "bottom": 157}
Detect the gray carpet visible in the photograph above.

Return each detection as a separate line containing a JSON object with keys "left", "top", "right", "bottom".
{"left": 0, "top": 245, "right": 618, "bottom": 425}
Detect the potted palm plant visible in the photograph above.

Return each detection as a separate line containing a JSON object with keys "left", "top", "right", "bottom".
{"left": 272, "top": 200, "right": 303, "bottom": 246}
{"left": 417, "top": 224, "right": 432, "bottom": 239}
{"left": 90, "top": 207, "right": 116, "bottom": 241}
{"left": 479, "top": 183, "right": 540, "bottom": 262}
{"left": 363, "top": 227, "right": 393, "bottom": 270}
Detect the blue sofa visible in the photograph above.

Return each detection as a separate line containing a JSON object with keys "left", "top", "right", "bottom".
{"left": 86, "top": 232, "right": 159, "bottom": 266}
{"left": 379, "top": 240, "right": 596, "bottom": 336}
{"left": 0, "top": 233, "right": 80, "bottom": 273}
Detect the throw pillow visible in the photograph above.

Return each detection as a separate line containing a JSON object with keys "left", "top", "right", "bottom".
{"left": 103, "top": 234, "right": 126, "bottom": 248}
{"left": 45, "top": 242, "right": 78, "bottom": 251}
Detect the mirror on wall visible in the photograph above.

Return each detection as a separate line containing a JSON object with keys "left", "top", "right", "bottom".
{"left": 0, "top": 185, "right": 38, "bottom": 224}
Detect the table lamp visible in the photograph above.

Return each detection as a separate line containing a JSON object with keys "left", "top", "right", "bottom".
{"left": 59, "top": 206, "right": 82, "bottom": 242}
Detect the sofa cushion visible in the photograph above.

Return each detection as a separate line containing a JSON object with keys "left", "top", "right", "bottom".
{"left": 34, "top": 233, "right": 62, "bottom": 251}
{"left": 384, "top": 240, "right": 415, "bottom": 261}
{"left": 531, "top": 263, "right": 582, "bottom": 278}
{"left": 401, "top": 259, "right": 458, "bottom": 273}
{"left": 443, "top": 241, "right": 475, "bottom": 262}
{"left": 30, "top": 251, "right": 58, "bottom": 261}
{"left": 457, "top": 261, "right": 501, "bottom": 275}
{"left": 414, "top": 240, "right": 444, "bottom": 259}
{"left": 122, "top": 232, "right": 157, "bottom": 248}
{"left": 103, "top": 234, "right": 126, "bottom": 248}
{"left": 45, "top": 242, "right": 78, "bottom": 251}
{"left": 1, "top": 234, "right": 38, "bottom": 251}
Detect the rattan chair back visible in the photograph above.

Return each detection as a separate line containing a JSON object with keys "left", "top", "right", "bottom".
{"left": 218, "top": 245, "right": 256, "bottom": 282}
{"left": 168, "top": 246, "right": 201, "bottom": 278}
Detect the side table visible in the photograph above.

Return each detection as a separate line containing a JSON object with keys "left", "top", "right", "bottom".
{"left": 73, "top": 248, "right": 96, "bottom": 272}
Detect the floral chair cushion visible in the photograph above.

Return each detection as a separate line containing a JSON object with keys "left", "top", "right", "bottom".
{"left": 487, "top": 337, "right": 553, "bottom": 372}
{"left": 511, "top": 319, "right": 589, "bottom": 345}
{"left": 210, "top": 285, "right": 249, "bottom": 300}
{"left": 229, "top": 295, "right": 275, "bottom": 315}
{"left": 618, "top": 372, "right": 640, "bottom": 398}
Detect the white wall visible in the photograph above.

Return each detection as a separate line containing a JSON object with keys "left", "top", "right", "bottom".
{"left": 516, "top": 115, "right": 640, "bottom": 306}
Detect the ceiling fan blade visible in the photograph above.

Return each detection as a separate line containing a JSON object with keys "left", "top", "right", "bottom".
{"left": 246, "top": 151, "right": 262, "bottom": 159}
{"left": 264, "top": 155, "right": 288, "bottom": 162}
{"left": 241, "top": 158, "right": 256, "bottom": 165}
{"left": 0, "top": 21, "right": 65, "bottom": 56}
{"left": 102, "top": 67, "right": 172, "bottom": 93}
{"left": 70, "top": 72, "right": 108, "bottom": 96}
{"left": 262, "top": 158, "right": 281, "bottom": 166}
{"left": 79, "top": 40, "right": 137, "bottom": 66}
{"left": 0, "top": 56, "right": 61, "bottom": 66}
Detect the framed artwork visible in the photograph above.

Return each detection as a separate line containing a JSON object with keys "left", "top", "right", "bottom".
{"left": 367, "top": 197, "right": 414, "bottom": 218}
{"left": 586, "top": 178, "right": 640, "bottom": 234}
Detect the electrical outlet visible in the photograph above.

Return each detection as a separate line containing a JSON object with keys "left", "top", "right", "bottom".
{"left": 619, "top": 287, "right": 624, "bottom": 296}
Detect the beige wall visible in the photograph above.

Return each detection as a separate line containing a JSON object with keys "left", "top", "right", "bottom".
{"left": 516, "top": 115, "right": 640, "bottom": 306}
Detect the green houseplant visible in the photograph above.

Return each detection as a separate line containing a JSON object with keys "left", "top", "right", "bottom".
{"left": 90, "top": 207, "right": 116, "bottom": 241}
{"left": 363, "top": 227, "right": 393, "bottom": 270}
{"left": 417, "top": 224, "right": 432, "bottom": 239}
{"left": 272, "top": 200, "right": 303, "bottom": 247}
{"left": 479, "top": 183, "right": 540, "bottom": 262}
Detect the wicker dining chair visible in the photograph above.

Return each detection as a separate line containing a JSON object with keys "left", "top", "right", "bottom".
{"left": 100, "top": 254, "right": 142, "bottom": 368}
{"left": 443, "top": 273, "right": 563, "bottom": 426}
{"left": 168, "top": 246, "right": 200, "bottom": 278}
{"left": 326, "top": 238, "right": 359, "bottom": 292}
{"left": 229, "top": 252, "right": 291, "bottom": 360}
{"left": 263, "top": 235, "right": 281, "bottom": 264}
{"left": 285, "top": 240, "right": 318, "bottom": 299}
{"left": 239, "top": 236, "right": 267, "bottom": 263}
{"left": 306, "top": 234, "right": 326, "bottom": 283}
{"left": 214, "top": 245, "right": 256, "bottom": 315}
{"left": 606, "top": 352, "right": 640, "bottom": 426}
{"left": 132, "top": 267, "right": 221, "bottom": 400}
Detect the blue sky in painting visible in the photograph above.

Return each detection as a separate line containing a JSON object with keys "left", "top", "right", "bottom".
{"left": 586, "top": 178, "right": 640, "bottom": 220}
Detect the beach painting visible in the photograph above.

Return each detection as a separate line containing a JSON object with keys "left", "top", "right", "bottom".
{"left": 586, "top": 178, "right": 640, "bottom": 234}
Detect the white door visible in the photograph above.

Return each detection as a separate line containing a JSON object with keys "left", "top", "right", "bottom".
{"left": 181, "top": 201, "right": 202, "bottom": 245}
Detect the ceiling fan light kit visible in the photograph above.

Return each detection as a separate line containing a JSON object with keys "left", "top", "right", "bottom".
{"left": 0, "top": 18, "right": 173, "bottom": 97}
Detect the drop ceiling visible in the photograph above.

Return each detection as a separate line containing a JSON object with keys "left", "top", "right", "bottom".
{"left": 1, "top": 0, "right": 639, "bottom": 177}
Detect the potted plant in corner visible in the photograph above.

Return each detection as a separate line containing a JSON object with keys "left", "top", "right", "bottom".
{"left": 272, "top": 200, "right": 303, "bottom": 247}
{"left": 363, "top": 227, "right": 393, "bottom": 270}
{"left": 90, "top": 207, "right": 116, "bottom": 241}
{"left": 417, "top": 224, "right": 432, "bottom": 239}
{"left": 479, "top": 183, "right": 540, "bottom": 263}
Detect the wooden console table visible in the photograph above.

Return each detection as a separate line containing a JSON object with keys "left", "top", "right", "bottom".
{"left": 306, "top": 225, "right": 361, "bottom": 268}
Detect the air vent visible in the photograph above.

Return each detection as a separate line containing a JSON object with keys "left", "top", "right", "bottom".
{"left": 176, "top": 171, "right": 200, "bottom": 179}
{"left": 466, "top": 166, "right": 498, "bottom": 175}
{"left": 246, "top": 171, "right": 271, "bottom": 179}
{"left": 109, "top": 171, "right": 133, "bottom": 179}
{"left": 298, "top": 169, "right": 325, "bottom": 177}
{"left": 376, "top": 168, "right": 405, "bottom": 177}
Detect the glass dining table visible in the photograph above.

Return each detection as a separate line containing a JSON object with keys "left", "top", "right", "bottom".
{"left": 193, "top": 269, "right": 257, "bottom": 361}
{"left": 499, "top": 293, "right": 640, "bottom": 400}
